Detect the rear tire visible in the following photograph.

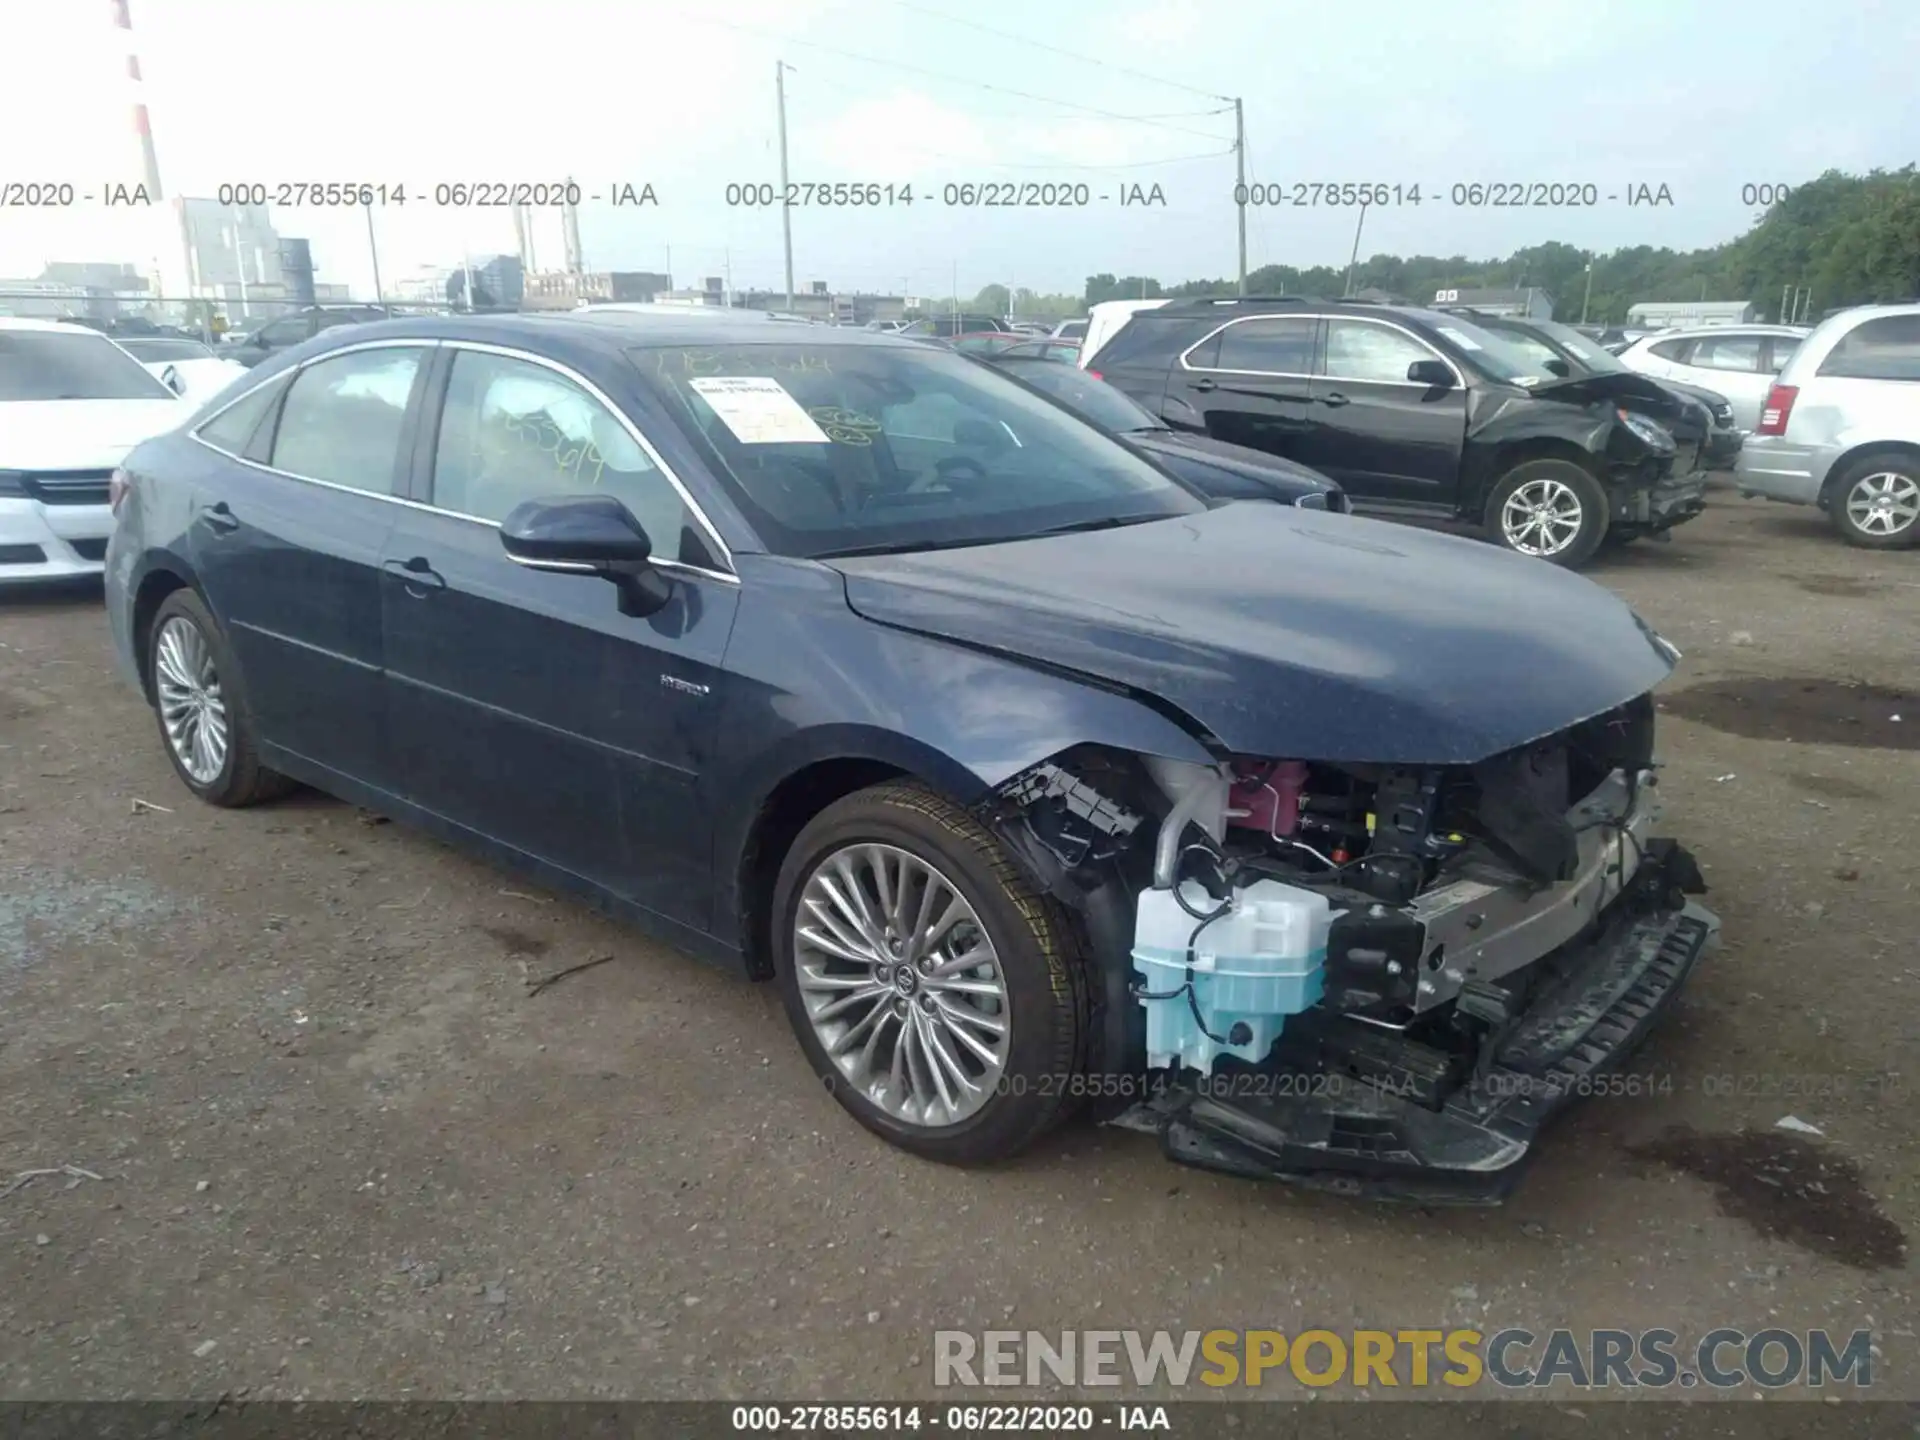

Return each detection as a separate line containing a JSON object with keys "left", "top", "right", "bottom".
{"left": 771, "top": 781, "right": 1091, "bottom": 1165}
{"left": 146, "top": 589, "right": 293, "bottom": 808}
{"left": 1485, "top": 459, "right": 1610, "bottom": 567}
{"left": 1828, "top": 455, "right": 1920, "bottom": 550}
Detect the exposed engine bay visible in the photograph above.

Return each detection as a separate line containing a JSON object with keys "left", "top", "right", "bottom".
{"left": 978, "top": 693, "right": 1717, "bottom": 1203}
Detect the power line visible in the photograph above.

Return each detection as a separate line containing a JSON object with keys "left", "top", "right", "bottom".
{"left": 664, "top": 7, "right": 1233, "bottom": 143}
{"left": 881, "top": 0, "right": 1228, "bottom": 101}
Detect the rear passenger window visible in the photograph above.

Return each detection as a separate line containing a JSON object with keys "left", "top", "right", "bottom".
{"left": 1688, "top": 334, "right": 1765, "bottom": 372}
{"left": 195, "top": 376, "right": 287, "bottom": 456}
{"left": 269, "top": 347, "right": 426, "bottom": 495}
{"left": 1648, "top": 339, "right": 1692, "bottom": 362}
{"left": 1817, "top": 316, "right": 1920, "bottom": 380}
{"left": 1212, "top": 318, "right": 1315, "bottom": 374}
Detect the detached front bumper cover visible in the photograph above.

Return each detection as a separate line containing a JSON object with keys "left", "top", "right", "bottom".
{"left": 1116, "top": 839, "right": 1719, "bottom": 1204}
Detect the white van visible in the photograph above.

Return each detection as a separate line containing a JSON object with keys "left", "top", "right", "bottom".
{"left": 1078, "top": 299, "right": 1171, "bottom": 369}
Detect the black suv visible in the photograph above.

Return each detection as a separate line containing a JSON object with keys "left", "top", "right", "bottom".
{"left": 1092, "top": 297, "right": 1709, "bottom": 566}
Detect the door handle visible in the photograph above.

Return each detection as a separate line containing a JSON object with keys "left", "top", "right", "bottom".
{"left": 1187, "top": 377, "right": 1217, "bottom": 392}
{"left": 1319, "top": 392, "right": 1350, "bottom": 408}
{"left": 383, "top": 556, "right": 446, "bottom": 592}
{"left": 200, "top": 501, "right": 239, "bottom": 533}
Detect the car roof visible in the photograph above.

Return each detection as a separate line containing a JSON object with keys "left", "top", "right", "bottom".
{"left": 0, "top": 316, "right": 112, "bottom": 334}
{"left": 1630, "top": 323, "right": 1809, "bottom": 340}
{"left": 298, "top": 310, "right": 916, "bottom": 361}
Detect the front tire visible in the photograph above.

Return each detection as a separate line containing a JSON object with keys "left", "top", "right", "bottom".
{"left": 1485, "top": 459, "right": 1610, "bottom": 567}
{"left": 771, "top": 781, "right": 1091, "bottom": 1164}
{"left": 147, "top": 589, "right": 292, "bottom": 807}
{"left": 1828, "top": 456, "right": 1920, "bottom": 549}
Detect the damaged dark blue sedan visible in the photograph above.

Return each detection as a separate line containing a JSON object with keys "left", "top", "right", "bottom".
{"left": 104, "top": 313, "right": 1719, "bottom": 1203}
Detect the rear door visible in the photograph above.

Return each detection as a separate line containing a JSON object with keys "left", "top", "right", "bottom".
{"left": 1301, "top": 318, "right": 1468, "bottom": 507}
{"left": 379, "top": 344, "right": 740, "bottom": 925}
{"left": 1165, "top": 315, "right": 1321, "bottom": 464}
{"left": 189, "top": 342, "right": 431, "bottom": 790}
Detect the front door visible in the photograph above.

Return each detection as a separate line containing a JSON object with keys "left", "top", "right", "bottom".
{"left": 1302, "top": 318, "right": 1469, "bottom": 507}
{"left": 380, "top": 346, "right": 740, "bottom": 925}
{"left": 190, "top": 343, "right": 432, "bottom": 790}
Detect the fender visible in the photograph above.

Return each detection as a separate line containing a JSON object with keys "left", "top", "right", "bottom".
{"left": 704, "top": 554, "right": 1216, "bottom": 945}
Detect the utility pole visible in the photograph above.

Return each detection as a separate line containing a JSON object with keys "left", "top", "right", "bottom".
{"left": 1343, "top": 203, "right": 1368, "bottom": 297}
{"left": 1232, "top": 96, "right": 1247, "bottom": 295}
{"left": 1780, "top": 282, "right": 1791, "bottom": 323}
{"left": 1580, "top": 254, "right": 1595, "bottom": 324}
{"left": 365, "top": 204, "right": 384, "bottom": 310}
{"left": 776, "top": 61, "right": 795, "bottom": 312}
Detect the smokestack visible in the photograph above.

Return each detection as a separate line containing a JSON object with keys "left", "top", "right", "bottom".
{"left": 511, "top": 203, "right": 533, "bottom": 273}
{"left": 562, "top": 181, "right": 585, "bottom": 276}
{"left": 110, "top": 0, "right": 164, "bottom": 199}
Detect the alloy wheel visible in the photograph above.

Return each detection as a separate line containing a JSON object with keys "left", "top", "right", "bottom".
{"left": 154, "top": 615, "right": 229, "bottom": 785}
{"left": 792, "top": 843, "right": 1010, "bottom": 1129}
{"left": 1500, "top": 478, "right": 1585, "bottom": 557}
{"left": 1844, "top": 471, "right": 1920, "bottom": 538}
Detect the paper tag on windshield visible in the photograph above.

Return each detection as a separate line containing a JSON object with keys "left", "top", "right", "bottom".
{"left": 689, "top": 376, "right": 831, "bottom": 444}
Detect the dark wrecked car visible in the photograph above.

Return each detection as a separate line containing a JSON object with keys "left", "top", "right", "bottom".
{"left": 104, "top": 313, "right": 1719, "bottom": 1204}
{"left": 982, "top": 348, "right": 1349, "bottom": 512}
{"left": 1089, "top": 297, "right": 1710, "bottom": 568}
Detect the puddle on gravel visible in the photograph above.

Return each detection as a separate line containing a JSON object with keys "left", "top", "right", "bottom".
{"left": 0, "top": 867, "right": 182, "bottom": 977}
{"left": 1626, "top": 1127, "right": 1908, "bottom": 1271}
{"left": 1659, "top": 677, "right": 1917, "bottom": 750}
{"left": 1789, "top": 573, "right": 1878, "bottom": 599}
{"left": 479, "top": 924, "right": 551, "bottom": 958}
{"left": 1789, "top": 770, "right": 1883, "bottom": 802}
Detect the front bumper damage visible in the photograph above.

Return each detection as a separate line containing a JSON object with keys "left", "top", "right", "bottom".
{"left": 1611, "top": 459, "right": 1708, "bottom": 538}
{"left": 1112, "top": 838, "right": 1718, "bottom": 1204}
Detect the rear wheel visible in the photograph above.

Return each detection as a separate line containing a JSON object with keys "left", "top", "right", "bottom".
{"left": 1485, "top": 459, "right": 1609, "bottom": 567}
{"left": 771, "top": 781, "right": 1090, "bottom": 1164}
{"left": 1829, "top": 456, "right": 1920, "bottom": 549}
{"left": 147, "top": 590, "right": 292, "bottom": 807}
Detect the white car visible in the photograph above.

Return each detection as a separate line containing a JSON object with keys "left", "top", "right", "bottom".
{"left": 0, "top": 318, "right": 192, "bottom": 585}
{"left": 1735, "top": 302, "right": 1920, "bottom": 549}
{"left": 112, "top": 336, "right": 250, "bottom": 404}
{"left": 1614, "top": 324, "right": 1810, "bottom": 432}
{"left": 1077, "top": 299, "right": 1170, "bottom": 368}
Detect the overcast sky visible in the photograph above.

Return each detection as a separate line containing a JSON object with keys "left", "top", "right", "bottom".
{"left": 2, "top": 0, "right": 1915, "bottom": 300}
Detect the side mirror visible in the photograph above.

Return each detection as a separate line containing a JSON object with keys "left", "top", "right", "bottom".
{"left": 1542, "top": 357, "right": 1572, "bottom": 378}
{"left": 499, "top": 494, "right": 672, "bottom": 617}
{"left": 1406, "top": 359, "right": 1454, "bottom": 388}
{"left": 161, "top": 366, "right": 185, "bottom": 395}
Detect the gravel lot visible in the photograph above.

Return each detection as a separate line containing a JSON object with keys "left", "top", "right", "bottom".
{"left": 1, "top": 492, "right": 1914, "bottom": 1406}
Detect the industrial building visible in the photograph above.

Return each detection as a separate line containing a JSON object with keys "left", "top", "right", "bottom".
{"left": 1626, "top": 300, "right": 1760, "bottom": 328}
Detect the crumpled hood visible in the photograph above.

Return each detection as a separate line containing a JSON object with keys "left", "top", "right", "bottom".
{"left": 831, "top": 504, "right": 1676, "bottom": 764}
{"left": 1, "top": 397, "right": 189, "bottom": 468}
{"left": 1128, "top": 430, "right": 1338, "bottom": 502}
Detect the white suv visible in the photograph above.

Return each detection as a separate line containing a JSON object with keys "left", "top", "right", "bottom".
{"left": 1615, "top": 324, "right": 1810, "bottom": 432}
{"left": 1735, "top": 303, "right": 1920, "bottom": 549}
{"left": 1, "top": 318, "right": 190, "bottom": 585}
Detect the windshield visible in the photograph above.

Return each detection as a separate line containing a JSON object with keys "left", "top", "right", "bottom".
{"left": 118, "top": 339, "right": 217, "bottom": 362}
{"left": 0, "top": 329, "right": 177, "bottom": 402}
{"left": 994, "top": 358, "right": 1162, "bottom": 435}
{"left": 630, "top": 341, "right": 1201, "bottom": 558}
{"left": 1531, "top": 321, "right": 1630, "bottom": 374}
{"left": 1425, "top": 315, "right": 1553, "bottom": 386}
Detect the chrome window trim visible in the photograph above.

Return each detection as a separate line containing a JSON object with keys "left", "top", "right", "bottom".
{"left": 187, "top": 335, "right": 741, "bottom": 587}
{"left": 1178, "top": 312, "right": 1465, "bottom": 389}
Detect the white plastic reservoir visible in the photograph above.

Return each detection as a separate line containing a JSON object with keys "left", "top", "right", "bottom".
{"left": 1132, "top": 879, "right": 1335, "bottom": 1074}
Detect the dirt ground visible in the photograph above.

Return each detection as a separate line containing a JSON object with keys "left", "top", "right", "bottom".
{"left": 1, "top": 491, "right": 1915, "bottom": 1407}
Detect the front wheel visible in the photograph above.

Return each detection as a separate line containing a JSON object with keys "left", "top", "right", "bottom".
{"left": 1485, "top": 459, "right": 1609, "bottom": 567}
{"left": 771, "top": 782, "right": 1091, "bottom": 1164}
{"left": 1829, "top": 456, "right": 1920, "bottom": 549}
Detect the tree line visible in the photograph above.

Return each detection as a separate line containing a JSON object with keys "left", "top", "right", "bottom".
{"left": 984, "top": 167, "right": 1918, "bottom": 323}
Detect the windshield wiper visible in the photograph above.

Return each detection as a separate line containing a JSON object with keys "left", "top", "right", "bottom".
{"left": 814, "top": 534, "right": 1007, "bottom": 560}
{"left": 1024, "top": 513, "right": 1169, "bottom": 538}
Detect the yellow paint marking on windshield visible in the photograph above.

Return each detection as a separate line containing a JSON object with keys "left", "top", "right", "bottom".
{"left": 808, "top": 407, "right": 880, "bottom": 446}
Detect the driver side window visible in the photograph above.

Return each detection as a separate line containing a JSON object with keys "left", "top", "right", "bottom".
{"left": 430, "top": 350, "right": 701, "bottom": 564}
